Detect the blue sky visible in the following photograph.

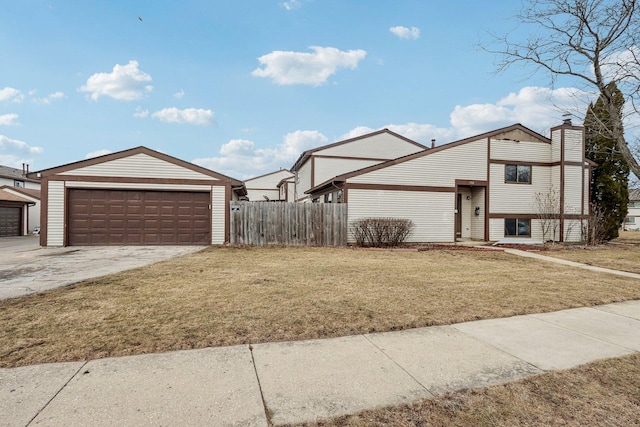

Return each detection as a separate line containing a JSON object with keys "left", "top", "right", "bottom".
{"left": 1, "top": 0, "right": 599, "bottom": 179}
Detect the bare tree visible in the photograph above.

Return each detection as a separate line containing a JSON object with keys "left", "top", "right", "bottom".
{"left": 534, "top": 187, "right": 561, "bottom": 241}
{"left": 489, "top": 0, "right": 640, "bottom": 178}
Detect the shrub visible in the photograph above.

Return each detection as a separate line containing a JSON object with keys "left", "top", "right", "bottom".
{"left": 350, "top": 218, "right": 414, "bottom": 247}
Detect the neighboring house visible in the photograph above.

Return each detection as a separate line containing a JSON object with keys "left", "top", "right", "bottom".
{"left": 290, "top": 129, "right": 427, "bottom": 202}
{"left": 0, "top": 164, "right": 41, "bottom": 190}
{"left": 244, "top": 169, "right": 293, "bottom": 201}
{"left": 32, "top": 146, "right": 245, "bottom": 247}
{"left": 0, "top": 165, "right": 41, "bottom": 235}
{"left": 278, "top": 175, "right": 295, "bottom": 202}
{"left": 624, "top": 188, "right": 640, "bottom": 231}
{"left": 0, "top": 186, "right": 40, "bottom": 234}
{"left": 307, "top": 121, "right": 592, "bottom": 243}
{"left": 0, "top": 188, "right": 36, "bottom": 237}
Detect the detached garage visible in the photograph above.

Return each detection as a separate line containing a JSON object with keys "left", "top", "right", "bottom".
{"left": 33, "top": 147, "right": 245, "bottom": 247}
{"left": 0, "top": 188, "right": 35, "bottom": 237}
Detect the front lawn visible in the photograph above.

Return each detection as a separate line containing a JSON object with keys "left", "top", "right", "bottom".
{"left": 2, "top": 246, "right": 639, "bottom": 368}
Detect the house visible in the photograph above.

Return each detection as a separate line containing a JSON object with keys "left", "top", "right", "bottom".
{"left": 32, "top": 146, "right": 245, "bottom": 247}
{"left": 0, "top": 165, "right": 41, "bottom": 235}
{"left": 624, "top": 188, "right": 640, "bottom": 231}
{"left": 306, "top": 121, "right": 593, "bottom": 243}
{"left": 0, "top": 186, "right": 40, "bottom": 235}
{"left": 244, "top": 169, "right": 293, "bottom": 201}
{"left": 277, "top": 175, "right": 295, "bottom": 202}
{"left": 290, "top": 129, "right": 427, "bottom": 202}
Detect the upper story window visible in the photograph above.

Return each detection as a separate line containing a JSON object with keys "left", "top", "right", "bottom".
{"left": 14, "top": 180, "right": 25, "bottom": 188}
{"left": 505, "top": 164, "right": 531, "bottom": 184}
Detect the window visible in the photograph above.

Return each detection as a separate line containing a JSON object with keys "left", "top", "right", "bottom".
{"left": 505, "top": 218, "right": 531, "bottom": 237}
{"left": 14, "top": 180, "right": 25, "bottom": 188}
{"left": 505, "top": 164, "right": 531, "bottom": 184}
{"left": 631, "top": 201, "right": 640, "bottom": 208}
{"left": 625, "top": 217, "right": 636, "bottom": 224}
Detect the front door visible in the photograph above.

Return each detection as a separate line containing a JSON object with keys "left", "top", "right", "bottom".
{"left": 455, "top": 193, "right": 462, "bottom": 238}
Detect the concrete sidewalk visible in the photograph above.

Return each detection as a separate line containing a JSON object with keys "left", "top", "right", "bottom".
{"left": 2, "top": 300, "right": 639, "bottom": 426}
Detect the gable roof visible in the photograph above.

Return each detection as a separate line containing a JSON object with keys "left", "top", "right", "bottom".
{"left": 244, "top": 169, "right": 293, "bottom": 184}
{"left": 0, "top": 188, "right": 35, "bottom": 204}
{"left": 630, "top": 188, "right": 640, "bottom": 201}
{"left": 307, "top": 123, "right": 552, "bottom": 195}
{"left": 0, "top": 186, "right": 40, "bottom": 200}
{"left": 0, "top": 165, "right": 41, "bottom": 184}
{"left": 291, "top": 128, "right": 427, "bottom": 171}
{"left": 29, "top": 146, "right": 244, "bottom": 185}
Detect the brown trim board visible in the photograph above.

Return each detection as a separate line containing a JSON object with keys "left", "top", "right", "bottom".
{"left": 345, "top": 183, "right": 455, "bottom": 193}
{"left": 52, "top": 176, "right": 224, "bottom": 186}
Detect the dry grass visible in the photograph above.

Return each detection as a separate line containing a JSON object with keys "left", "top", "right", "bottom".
{"left": 2, "top": 246, "right": 640, "bottom": 368}
{"left": 293, "top": 353, "right": 640, "bottom": 427}
{"left": 542, "top": 232, "right": 640, "bottom": 274}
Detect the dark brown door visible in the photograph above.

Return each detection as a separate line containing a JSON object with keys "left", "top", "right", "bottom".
{"left": 0, "top": 206, "right": 21, "bottom": 237}
{"left": 455, "top": 193, "right": 462, "bottom": 238}
{"left": 67, "top": 189, "right": 211, "bottom": 246}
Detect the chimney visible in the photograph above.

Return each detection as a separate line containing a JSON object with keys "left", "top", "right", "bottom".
{"left": 431, "top": 139, "right": 436, "bottom": 149}
{"left": 22, "top": 163, "right": 26, "bottom": 176}
{"left": 562, "top": 113, "right": 572, "bottom": 126}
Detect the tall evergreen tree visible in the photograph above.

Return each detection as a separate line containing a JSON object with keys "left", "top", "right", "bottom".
{"left": 584, "top": 82, "right": 629, "bottom": 240}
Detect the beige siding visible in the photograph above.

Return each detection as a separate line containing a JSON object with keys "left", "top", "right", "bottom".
{"left": 470, "top": 187, "right": 485, "bottom": 240}
{"left": 563, "top": 166, "right": 583, "bottom": 214}
{"left": 211, "top": 186, "right": 226, "bottom": 244}
{"left": 296, "top": 160, "right": 312, "bottom": 199}
{"left": 490, "top": 164, "right": 552, "bottom": 214}
{"left": 551, "top": 129, "right": 562, "bottom": 162}
{"left": 350, "top": 139, "right": 487, "bottom": 187}
{"left": 246, "top": 188, "right": 281, "bottom": 201}
{"left": 314, "top": 157, "right": 381, "bottom": 187}
{"left": 490, "top": 139, "right": 551, "bottom": 162}
{"left": 347, "top": 189, "right": 455, "bottom": 242}
{"left": 583, "top": 168, "right": 590, "bottom": 215}
{"left": 245, "top": 170, "right": 292, "bottom": 188}
{"left": 318, "top": 133, "right": 423, "bottom": 158}
{"left": 47, "top": 181, "right": 65, "bottom": 246}
{"left": 490, "top": 218, "right": 545, "bottom": 241}
{"left": 60, "top": 153, "right": 216, "bottom": 180}
{"left": 245, "top": 170, "right": 292, "bottom": 201}
{"left": 564, "top": 220, "right": 583, "bottom": 242}
{"left": 564, "top": 129, "right": 584, "bottom": 162}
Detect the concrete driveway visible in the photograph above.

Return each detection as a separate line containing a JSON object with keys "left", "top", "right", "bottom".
{"left": 0, "top": 236, "right": 205, "bottom": 300}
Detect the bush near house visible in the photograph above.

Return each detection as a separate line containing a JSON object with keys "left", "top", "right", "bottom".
{"left": 350, "top": 218, "right": 414, "bottom": 247}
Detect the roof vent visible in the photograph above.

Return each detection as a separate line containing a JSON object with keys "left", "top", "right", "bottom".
{"left": 431, "top": 139, "right": 436, "bottom": 149}
{"left": 562, "top": 113, "right": 572, "bottom": 126}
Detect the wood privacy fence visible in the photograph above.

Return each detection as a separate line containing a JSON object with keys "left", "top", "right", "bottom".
{"left": 229, "top": 202, "right": 348, "bottom": 246}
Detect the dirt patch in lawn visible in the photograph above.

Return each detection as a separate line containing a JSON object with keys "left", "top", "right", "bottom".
{"left": 292, "top": 352, "right": 640, "bottom": 427}
{"left": 2, "top": 246, "right": 640, "bottom": 368}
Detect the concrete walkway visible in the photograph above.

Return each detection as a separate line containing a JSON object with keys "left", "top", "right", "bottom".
{"left": 503, "top": 248, "right": 640, "bottom": 279}
{"left": 2, "top": 300, "right": 639, "bottom": 426}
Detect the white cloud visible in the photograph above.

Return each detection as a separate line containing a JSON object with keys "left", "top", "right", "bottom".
{"left": 252, "top": 46, "right": 367, "bottom": 86}
{"left": 133, "top": 106, "right": 149, "bottom": 118}
{"left": 0, "top": 87, "right": 24, "bottom": 103}
{"left": 282, "top": 0, "right": 301, "bottom": 10}
{"left": 85, "top": 149, "right": 113, "bottom": 159}
{"left": 33, "top": 91, "right": 65, "bottom": 105}
{"left": 193, "top": 130, "right": 326, "bottom": 179}
{"left": 389, "top": 26, "right": 420, "bottom": 40}
{"left": 151, "top": 107, "right": 215, "bottom": 126}
{"left": 0, "top": 113, "right": 19, "bottom": 126}
{"left": 0, "top": 135, "right": 44, "bottom": 167}
{"left": 174, "top": 89, "right": 185, "bottom": 99}
{"left": 79, "top": 60, "right": 153, "bottom": 101}
{"left": 451, "top": 86, "right": 593, "bottom": 136}
{"left": 198, "top": 85, "right": 609, "bottom": 179}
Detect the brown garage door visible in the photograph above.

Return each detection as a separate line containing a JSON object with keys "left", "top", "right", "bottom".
{"left": 0, "top": 206, "right": 21, "bottom": 237}
{"left": 68, "top": 189, "right": 211, "bottom": 246}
